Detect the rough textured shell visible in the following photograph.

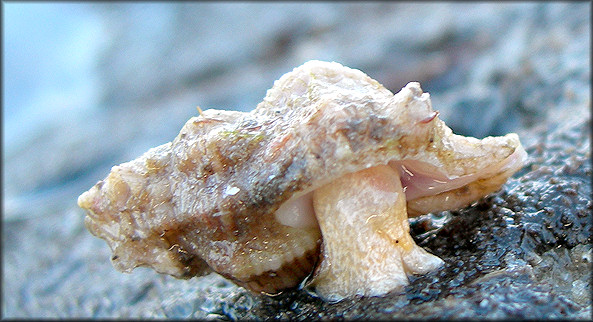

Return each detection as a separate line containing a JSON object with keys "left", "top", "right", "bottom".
{"left": 78, "top": 60, "right": 525, "bottom": 297}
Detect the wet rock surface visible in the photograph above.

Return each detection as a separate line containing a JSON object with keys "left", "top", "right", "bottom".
{"left": 3, "top": 2, "right": 590, "bottom": 319}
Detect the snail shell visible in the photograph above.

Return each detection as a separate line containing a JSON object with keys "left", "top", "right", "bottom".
{"left": 78, "top": 60, "right": 526, "bottom": 300}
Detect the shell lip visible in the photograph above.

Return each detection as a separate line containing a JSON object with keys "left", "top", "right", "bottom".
{"left": 225, "top": 239, "right": 321, "bottom": 295}
{"left": 497, "top": 141, "right": 528, "bottom": 174}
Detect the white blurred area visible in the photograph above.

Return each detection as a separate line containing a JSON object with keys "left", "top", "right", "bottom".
{"left": 4, "top": 3, "right": 105, "bottom": 152}
{"left": 3, "top": 3, "right": 108, "bottom": 219}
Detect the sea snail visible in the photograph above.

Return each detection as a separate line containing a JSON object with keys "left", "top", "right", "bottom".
{"left": 78, "top": 60, "right": 527, "bottom": 302}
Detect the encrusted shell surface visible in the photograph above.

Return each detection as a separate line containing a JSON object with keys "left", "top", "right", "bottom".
{"left": 78, "top": 60, "right": 526, "bottom": 300}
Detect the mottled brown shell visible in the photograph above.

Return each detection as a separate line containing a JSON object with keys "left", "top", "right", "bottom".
{"left": 78, "top": 60, "right": 525, "bottom": 298}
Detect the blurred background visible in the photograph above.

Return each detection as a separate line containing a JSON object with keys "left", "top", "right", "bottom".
{"left": 2, "top": 2, "right": 589, "bottom": 318}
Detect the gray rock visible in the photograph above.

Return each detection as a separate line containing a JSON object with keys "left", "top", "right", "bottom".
{"left": 3, "top": 2, "right": 590, "bottom": 319}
